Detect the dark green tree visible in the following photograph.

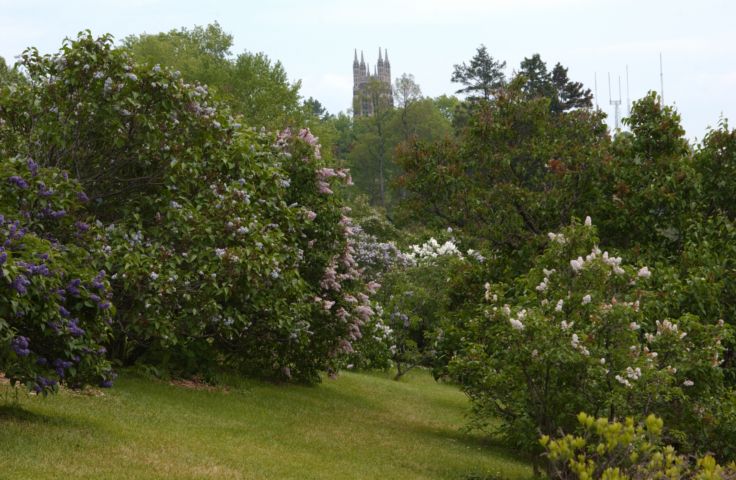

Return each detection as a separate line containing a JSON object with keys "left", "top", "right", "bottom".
{"left": 123, "top": 22, "right": 303, "bottom": 130}
{"left": 303, "top": 97, "right": 329, "bottom": 120}
{"left": 550, "top": 63, "right": 593, "bottom": 113}
{"left": 122, "top": 22, "right": 233, "bottom": 89}
{"left": 0, "top": 56, "right": 22, "bottom": 85}
{"left": 451, "top": 45, "right": 506, "bottom": 101}
{"left": 396, "top": 77, "right": 609, "bottom": 264}
{"left": 519, "top": 54, "right": 552, "bottom": 99}
{"left": 516, "top": 54, "right": 592, "bottom": 113}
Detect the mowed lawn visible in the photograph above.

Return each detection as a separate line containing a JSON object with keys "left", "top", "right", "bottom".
{"left": 0, "top": 369, "right": 531, "bottom": 480}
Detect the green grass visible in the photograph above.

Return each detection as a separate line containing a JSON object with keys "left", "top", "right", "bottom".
{"left": 0, "top": 369, "right": 530, "bottom": 479}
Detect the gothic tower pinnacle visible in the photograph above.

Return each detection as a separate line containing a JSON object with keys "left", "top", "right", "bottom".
{"left": 352, "top": 47, "right": 394, "bottom": 116}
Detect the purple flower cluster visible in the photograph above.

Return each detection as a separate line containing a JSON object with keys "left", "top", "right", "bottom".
{"left": 17, "top": 260, "right": 51, "bottom": 277}
{"left": 75, "top": 221, "right": 90, "bottom": 232}
{"left": 8, "top": 175, "right": 29, "bottom": 189}
{"left": 37, "top": 182, "right": 54, "bottom": 197}
{"left": 90, "top": 271, "right": 112, "bottom": 309}
{"left": 91, "top": 270, "right": 106, "bottom": 289}
{"left": 53, "top": 358, "right": 74, "bottom": 378}
{"left": 68, "top": 319, "right": 85, "bottom": 337}
{"left": 67, "top": 278, "right": 82, "bottom": 296}
{"left": 11, "top": 274, "right": 31, "bottom": 295}
{"left": 27, "top": 158, "right": 39, "bottom": 177}
{"left": 11, "top": 336, "right": 31, "bottom": 356}
{"left": 77, "top": 191, "right": 89, "bottom": 203}
{"left": 3, "top": 220, "right": 26, "bottom": 246}
{"left": 98, "top": 369, "right": 116, "bottom": 388}
{"left": 32, "top": 376, "right": 57, "bottom": 393}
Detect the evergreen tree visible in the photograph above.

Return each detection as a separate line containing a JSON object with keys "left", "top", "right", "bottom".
{"left": 515, "top": 54, "right": 593, "bottom": 113}
{"left": 519, "top": 54, "right": 552, "bottom": 99}
{"left": 551, "top": 63, "right": 593, "bottom": 113}
{"left": 451, "top": 45, "right": 506, "bottom": 101}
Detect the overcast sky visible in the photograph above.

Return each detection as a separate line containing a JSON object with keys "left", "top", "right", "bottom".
{"left": 1, "top": 0, "right": 734, "bottom": 140}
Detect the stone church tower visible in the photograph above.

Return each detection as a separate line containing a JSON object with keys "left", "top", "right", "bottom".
{"left": 353, "top": 48, "right": 393, "bottom": 117}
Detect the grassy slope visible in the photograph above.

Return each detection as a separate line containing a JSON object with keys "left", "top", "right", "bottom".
{"left": 0, "top": 370, "right": 530, "bottom": 480}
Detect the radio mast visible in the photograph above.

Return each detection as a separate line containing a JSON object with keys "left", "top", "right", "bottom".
{"left": 608, "top": 72, "right": 622, "bottom": 131}
{"left": 659, "top": 52, "right": 665, "bottom": 104}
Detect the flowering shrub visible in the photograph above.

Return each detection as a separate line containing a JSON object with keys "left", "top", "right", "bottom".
{"left": 542, "top": 412, "right": 736, "bottom": 480}
{"left": 0, "top": 32, "right": 377, "bottom": 383}
{"left": 0, "top": 157, "right": 114, "bottom": 393}
{"left": 352, "top": 226, "right": 410, "bottom": 277}
{"left": 343, "top": 302, "right": 395, "bottom": 371}
{"left": 450, "top": 218, "right": 732, "bottom": 457}
{"left": 0, "top": 32, "right": 241, "bottom": 229}
{"left": 99, "top": 127, "right": 371, "bottom": 381}
{"left": 359, "top": 232, "right": 487, "bottom": 379}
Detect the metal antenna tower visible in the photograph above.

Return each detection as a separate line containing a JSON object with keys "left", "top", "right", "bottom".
{"left": 608, "top": 72, "right": 622, "bottom": 130}
{"left": 626, "top": 65, "right": 631, "bottom": 116}
{"left": 659, "top": 52, "right": 665, "bottom": 104}
{"left": 594, "top": 72, "right": 599, "bottom": 109}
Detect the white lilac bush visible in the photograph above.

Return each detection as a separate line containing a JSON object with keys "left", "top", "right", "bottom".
{"left": 360, "top": 233, "right": 487, "bottom": 378}
{"left": 450, "top": 218, "right": 732, "bottom": 457}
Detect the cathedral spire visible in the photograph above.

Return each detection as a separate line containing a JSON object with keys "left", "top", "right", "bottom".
{"left": 360, "top": 50, "right": 365, "bottom": 66}
{"left": 353, "top": 49, "right": 358, "bottom": 65}
{"left": 378, "top": 47, "right": 383, "bottom": 64}
{"left": 384, "top": 48, "right": 389, "bottom": 65}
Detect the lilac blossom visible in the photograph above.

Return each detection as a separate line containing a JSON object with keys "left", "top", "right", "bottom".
{"left": 68, "top": 319, "right": 85, "bottom": 337}
{"left": 11, "top": 336, "right": 31, "bottom": 356}
{"left": 27, "top": 158, "right": 39, "bottom": 177}
{"left": 11, "top": 274, "right": 31, "bottom": 294}
{"left": 8, "top": 175, "right": 29, "bottom": 189}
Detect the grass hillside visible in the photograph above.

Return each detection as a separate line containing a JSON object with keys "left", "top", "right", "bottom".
{"left": 0, "top": 370, "right": 530, "bottom": 479}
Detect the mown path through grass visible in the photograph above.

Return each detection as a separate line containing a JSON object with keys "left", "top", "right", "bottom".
{"left": 0, "top": 370, "right": 530, "bottom": 479}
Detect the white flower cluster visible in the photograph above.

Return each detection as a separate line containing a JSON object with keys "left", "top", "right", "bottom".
{"left": 655, "top": 319, "right": 687, "bottom": 339}
{"left": 484, "top": 282, "right": 498, "bottom": 303}
{"left": 637, "top": 266, "right": 651, "bottom": 278}
{"left": 466, "top": 249, "right": 486, "bottom": 263}
{"left": 571, "top": 333, "right": 589, "bottom": 356}
{"left": 405, "top": 238, "right": 463, "bottom": 262}
{"left": 568, "top": 246, "right": 627, "bottom": 276}
{"left": 507, "top": 308, "right": 527, "bottom": 331}
{"left": 547, "top": 232, "right": 567, "bottom": 244}
{"left": 614, "top": 367, "right": 643, "bottom": 388}
{"left": 626, "top": 366, "right": 642, "bottom": 380}
{"left": 535, "top": 268, "right": 555, "bottom": 293}
{"left": 555, "top": 299, "right": 564, "bottom": 312}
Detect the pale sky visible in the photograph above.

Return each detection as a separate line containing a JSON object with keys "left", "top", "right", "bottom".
{"left": 1, "top": 0, "right": 735, "bottom": 140}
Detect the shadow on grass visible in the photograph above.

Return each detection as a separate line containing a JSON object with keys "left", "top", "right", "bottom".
{"left": 0, "top": 402, "right": 86, "bottom": 430}
{"left": 405, "top": 420, "right": 530, "bottom": 464}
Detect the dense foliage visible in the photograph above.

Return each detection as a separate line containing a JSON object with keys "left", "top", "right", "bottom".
{"left": 4, "top": 26, "right": 736, "bottom": 478}
{"left": 122, "top": 23, "right": 304, "bottom": 131}
{"left": 0, "top": 157, "right": 114, "bottom": 393}
{"left": 0, "top": 32, "right": 376, "bottom": 384}
{"left": 542, "top": 413, "right": 736, "bottom": 479}
{"left": 451, "top": 220, "right": 733, "bottom": 458}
